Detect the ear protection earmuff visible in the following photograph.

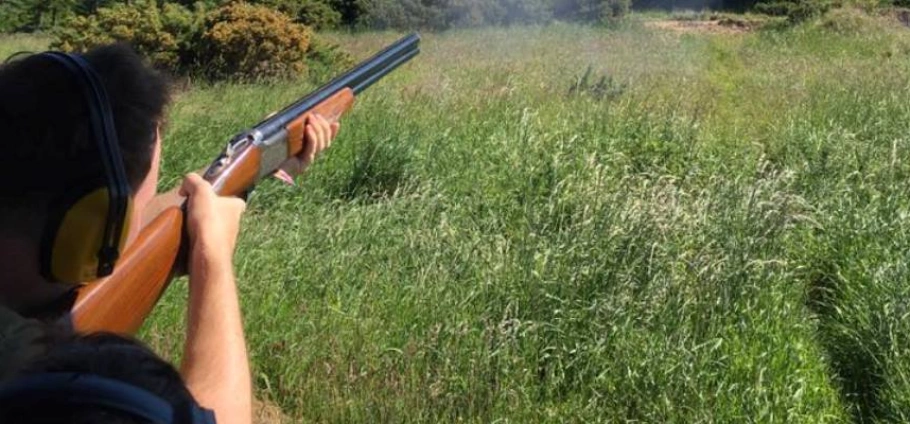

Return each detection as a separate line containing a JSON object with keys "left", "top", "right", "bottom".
{"left": 37, "top": 52, "right": 133, "bottom": 283}
{"left": 0, "top": 372, "right": 216, "bottom": 424}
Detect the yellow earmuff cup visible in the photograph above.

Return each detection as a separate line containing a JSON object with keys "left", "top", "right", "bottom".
{"left": 50, "top": 188, "right": 133, "bottom": 283}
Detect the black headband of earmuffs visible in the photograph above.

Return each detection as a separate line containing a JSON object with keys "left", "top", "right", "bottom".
{"left": 38, "top": 52, "right": 130, "bottom": 277}
{"left": 0, "top": 372, "right": 216, "bottom": 424}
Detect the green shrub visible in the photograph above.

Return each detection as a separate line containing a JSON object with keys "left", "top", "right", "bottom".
{"left": 755, "top": 0, "right": 830, "bottom": 23}
{"left": 161, "top": 2, "right": 202, "bottom": 43}
{"left": 602, "top": 0, "right": 631, "bottom": 21}
{"left": 1, "top": 0, "right": 82, "bottom": 33}
{"left": 306, "top": 33, "right": 355, "bottom": 81}
{"left": 331, "top": 0, "right": 364, "bottom": 25}
{"left": 355, "top": 0, "right": 449, "bottom": 30}
{"left": 160, "top": 2, "right": 209, "bottom": 73}
{"left": 51, "top": 1, "right": 352, "bottom": 81}
{"left": 52, "top": 1, "right": 180, "bottom": 68}
{"left": 297, "top": 0, "right": 344, "bottom": 29}
{"left": 74, "top": 0, "right": 117, "bottom": 15}
{"left": 817, "top": 7, "right": 881, "bottom": 34}
{"left": 196, "top": 2, "right": 312, "bottom": 80}
{"left": 0, "top": 0, "right": 38, "bottom": 33}
{"left": 11, "top": 0, "right": 647, "bottom": 34}
{"left": 254, "top": 0, "right": 343, "bottom": 29}
{"left": 553, "top": 0, "right": 630, "bottom": 23}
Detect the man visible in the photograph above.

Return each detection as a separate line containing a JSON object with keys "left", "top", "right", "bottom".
{"left": 2, "top": 333, "right": 221, "bottom": 423}
{"left": 0, "top": 44, "right": 338, "bottom": 423}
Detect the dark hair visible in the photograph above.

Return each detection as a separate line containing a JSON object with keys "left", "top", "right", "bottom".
{"left": 1, "top": 332, "right": 199, "bottom": 424}
{"left": 0, "top": 44, "right": 169, "bottom": 199}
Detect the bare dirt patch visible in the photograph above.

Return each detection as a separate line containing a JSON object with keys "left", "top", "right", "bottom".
{"left": 254, "top": 398, "right": 291, "bottom": 424}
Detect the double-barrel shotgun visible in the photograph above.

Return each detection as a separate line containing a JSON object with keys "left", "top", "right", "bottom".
{"left": 70, "top": 33, "right": 421, "bottom": 334}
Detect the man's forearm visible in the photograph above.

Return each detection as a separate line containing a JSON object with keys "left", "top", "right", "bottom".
{"left": 180, "top": 249, "right": 252, "bottom": 424}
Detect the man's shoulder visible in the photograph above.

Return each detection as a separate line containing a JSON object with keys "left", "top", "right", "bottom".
{"left": 0, "top": 306, "right": 48, "bottom": 380}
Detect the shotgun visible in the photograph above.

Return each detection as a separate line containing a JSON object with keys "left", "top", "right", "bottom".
{"left": 70, "top": 33, "right": 421, "bottom": 334}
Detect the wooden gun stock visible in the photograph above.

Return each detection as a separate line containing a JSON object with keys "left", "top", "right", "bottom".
{"left": 69, "top": 33, "right": 419, "bottom": 334}
{"left": 71, "top": 207, "right": 183, "bottom": 333}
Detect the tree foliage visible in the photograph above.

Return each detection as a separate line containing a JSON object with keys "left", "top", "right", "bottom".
{"left": 257, "top": 0, "right": 342, "bottom": 29}
{"left": 50, "top": 1, "right": 333, "bottom": 81}
{"left": 52, "top": 1, "right": 180, "bottom": 68}
{"left": 5, "top": 0, "right": 902, "bottom": 34}
{"left": 553, "top": 0, "right": 631, "bottom": 22}
{"left": 6, "top": 0, "right": 645, "bottom": 34}
{"left": 195, "top": 2, "right": 312, "bottom": 79}
{"left": 0, "top": 0, "right": 78, "bottom": 32}
{"left": 755, "top": 0, "right": 830, "bottom": 22}
{"left": 0, "top": 0, "right": 37, "bottom": 33}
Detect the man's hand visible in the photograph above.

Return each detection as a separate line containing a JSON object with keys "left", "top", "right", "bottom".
{"left": 275, "top": 113, "right": 340, "bottom": 183}
{"left": 179, "top": 173, "right": 247, "bottom": 263}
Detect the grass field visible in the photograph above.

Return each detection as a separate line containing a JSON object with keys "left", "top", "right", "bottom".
{"left": 5, "top": 10, "right": 910, "bottom": 422}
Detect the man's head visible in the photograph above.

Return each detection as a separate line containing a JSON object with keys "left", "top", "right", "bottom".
{"left": 0, "top": 44, "right": 170, "bottom": 291}
{"left": 0, "top": 44, "right": 169, "bottom": 240}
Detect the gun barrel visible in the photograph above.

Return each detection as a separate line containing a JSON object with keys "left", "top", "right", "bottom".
{"left": 353, "top": 48, "right": 420, "bottom": 94}
{"left": 255, "top": 33, "right": 420, "bottom": 137}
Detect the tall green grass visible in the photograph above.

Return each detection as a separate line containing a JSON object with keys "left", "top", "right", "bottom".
{"left": 5, "top": 11, "right": 910, "bottom": 422}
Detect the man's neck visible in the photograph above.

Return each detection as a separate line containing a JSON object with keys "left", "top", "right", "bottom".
{"left": 0, "top": 235, "right": 72, "bottom": 314}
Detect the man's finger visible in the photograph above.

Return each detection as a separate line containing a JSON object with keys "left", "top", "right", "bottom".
{"left": 319, "top": 114, "right": 332, "bottom": 146}
{"left": 313, "top": 116, "right": 328, "bottom": 152}
{"left": 303, "top": 125, "right": 318, "bottom": 163}
{"left": 329, "top": 122, "right": 340, "bottom": 144}
{"left": 273, "top": 168, "right": 296, "bottom": 186}
{"left": 317, "top": 126, "right": 326, "bottom": 154}
{"left": 179, "top": 173, "right": 202, "bottom": 196}
{"left": 179, "top": 173, "right": 214, "bottom": 198}
{"left": 313, "top": 113, "right": 328, "bottom": 127}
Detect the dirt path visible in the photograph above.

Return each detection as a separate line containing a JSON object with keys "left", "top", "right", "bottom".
{"left": 254, "top": 399, "right": 291, "bottom": 424}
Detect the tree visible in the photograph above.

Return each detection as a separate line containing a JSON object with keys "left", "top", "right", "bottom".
{"left": 553, "top": 0, "right": 629, "bottom": 22}
{"left": 36, "top": 0, "right": 78, "bottom": 27}
{"left": 0, "top": 0, "right": 38, "bottom": 32}
{"left": 1, "top": 0, "right": 76, "bottom": 32}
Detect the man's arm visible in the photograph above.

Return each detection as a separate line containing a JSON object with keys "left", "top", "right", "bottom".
{"left": 173, "top": 114, "right": 337, "bottom": 424}
{"left": 178, "top": 173, "right": 251, "bottom": 424}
